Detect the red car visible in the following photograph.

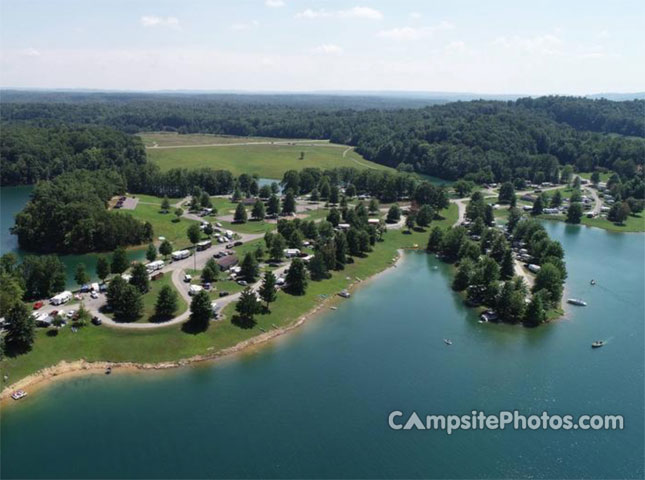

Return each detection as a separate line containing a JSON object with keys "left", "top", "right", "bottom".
{"left": 33, "top": 301, "right": 44, "bottom": 310}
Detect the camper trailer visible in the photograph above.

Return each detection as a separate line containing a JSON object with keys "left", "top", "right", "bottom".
{"left": 171, "top": 250, "right": 191, "bottom": 261}
{"left": 50, "top": 291, "right": 72, "bottom": 306}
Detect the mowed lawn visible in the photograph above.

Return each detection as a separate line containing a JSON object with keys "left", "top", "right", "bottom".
{"left": 126, "top": 202, "right": 199, "bottom": 249}
{"left": 139, "top": 132, "right": 314, "bottom": 147}
{"left": 147, "top": 143, "right": 393, "bottom": 178}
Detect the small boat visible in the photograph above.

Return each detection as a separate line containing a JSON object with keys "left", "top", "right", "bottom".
{"left": 330, "top": 306, "right": 338, "bottom": 310}
{"left": 443, "top": 339, "right": 453, "bottom": 346}
{"left": 105, "top": 367, "right": 112, "bottom": 375}
{"left": 567, "top": 298, "right": 587, "bottom": 306}
{"left": 591, "top": 341, "right": 604, "bottom": 348}
{"left": 338, "top": 290, "right": 351, "bottom": 299}
{"left": 590, "top": 279, "right": 596, "bottom": 285}
{"left": 11, "top": 390, "right": 27, "bottom": 401}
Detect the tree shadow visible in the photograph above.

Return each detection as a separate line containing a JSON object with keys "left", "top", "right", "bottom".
{"left": 231, "top": 314, "right": 256, "bottom": 329}
{"left": 148, "top": 313, "right": 174, "bottom": 324}
{"left": 181, "top": 318, "right": 209, "bottom": 334}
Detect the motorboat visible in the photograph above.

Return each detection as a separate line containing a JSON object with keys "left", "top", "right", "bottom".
{"left": 443, "top": 339, "right": 453, "bottom": 346}
{"left": 590, "top": 279, "right": 596, "bottom": 285}
{"left": 567, "top": 298, "right": 587, "bottom": 306}
{"left": 11, "top": 390, "right": 27, "bottom": 400}
{"left": 591, "top": 341, "right": 604, "bottom": 348}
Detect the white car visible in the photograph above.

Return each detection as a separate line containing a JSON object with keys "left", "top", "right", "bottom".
{"left": 66, "top": 310, "right": 76, "bottom": 319}
{"left": 184, "top": 274, "right": 192, "bottom": 282}
{"left": 90, "top": 291, "right": 99, "bottom": 299}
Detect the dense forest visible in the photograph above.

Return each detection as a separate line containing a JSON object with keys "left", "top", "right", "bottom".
{"left": 12, "top": 169, "right": 152, "bottom": 253}
{"left": 0, "top": 124, "right": 145, "bottom": 185}
{"left": 1, "top": 93, "right": 643, "bottom": 190}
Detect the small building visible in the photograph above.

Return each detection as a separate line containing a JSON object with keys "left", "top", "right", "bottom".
{"left": 337, "top": 223, "right": 351, "bottom": 230}
{"left": 50, "top": 291, "right": 72, "bottom": 306}
{"left": 284, "top": 248, "right": 301, "bottom": 258}
{"left": 217, "top": 255, "right": 239, "bottom": 271}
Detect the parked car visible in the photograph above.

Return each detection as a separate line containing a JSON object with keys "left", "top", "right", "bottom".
{"left": 66, "top": 310, "right": 76, "bottom": 319}
{"left": 90, "top": 291, "right": 99, "bottom": 299}
{"left": 33, "top": 301, "right": 44, "bottom": 310}
{"left": 234, "top": 241, "right": 243, "bottom": 246}
{"left": 183, "top": 274, "right": 192, "bottom": 282}
{"left": 219, "top": 291, "right": 230, "bottom": 297}
{"left": 237, "top": 280, "right": 248, "bottom": 286}
{"left": 91, "top": 316, "right": 102, "bottom": 326}
{"left": 226, "top": 244, "right": 234, "bottom": 249}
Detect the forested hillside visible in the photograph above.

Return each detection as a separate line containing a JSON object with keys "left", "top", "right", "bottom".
{"left": 2, "top": 93, "right": 643, "bottom": 186}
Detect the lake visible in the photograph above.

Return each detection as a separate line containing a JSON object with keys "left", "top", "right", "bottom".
{"left": 1, "top": 216, "right": 643, "bottom": 478}
{"left": 0, "top": 186, "right": 146, "bottom": 288}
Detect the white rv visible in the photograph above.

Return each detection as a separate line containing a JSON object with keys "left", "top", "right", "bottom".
{"left": 50, "top": 291, "right": 72, "bottom": 306}
{"left": 171, "top": 250, "right": 191, "bottom": 261}
{"left": 146, "top": 260, "right": 165, "bottom": 272}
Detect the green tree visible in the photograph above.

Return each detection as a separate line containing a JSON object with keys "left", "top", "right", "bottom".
{"left": 590, "top": 171, "right": 600, "bottom": 185}
{"left": 308, "top": 252, "right": 330, "bottom": 280}
{"left": 566, "top": 203, "right": 583, "bottom": 224}
{"left": 267, "top": 194, "right": 280, "bottom": 216}
{"left": 251, "top": 199, "right": 266, "bottom": 220}
{"left": 254, "top": 243, "right": 265, "bottom": 261}
{"left": 189, "top": 290, "right": 212, "bottom": 331}
{"left": 282, "top": 191, "right": 296, "bottom": 215}
{"left": 74, "top": 263, "right": 89, "bottom": 287}
{"left": 146, "top": 243, "right": 157, "bottom": 262}
{"left": 345, "top": 184, "right": 356, "bottom": 198}
{"left": 96, "top": 256, "right": 111, "bottom": 283}
{"left": 159, "top": 239, "right": 173, "bottom": 259}
{"left": 129, "top": 262, "right": 150, "bottom": 293}
{"left": 174, "top": 207, "right": 184, "bottom": 222}
{"left": 235, "top": 287, "right": 259, "bottom": 327}
{"left": 0, "top": 272, "right": 24, "bottom": 317}
{"left": 334, "top": 232, "right": 348, "bottom": 269}
{"left": 501, "top": 248, "right": 515, "bottom": 280}
{"left": 405, "top": 213, "right": 416, "bottom": 232}
{"left": 386, "top": 204, "right": 401, "bottom": 223}
{"left": 200, "top": 191, "right": 212, "bottom": 208}
{"left": 453, "top": 180, "right": 474, "bottom": 197}
{"left": 155, "top": 284, "right": 178, "bottom": 319}
{"left": 532, "top": 263, "right": 563, "bottom": 305}
{"left": 426, "top": 226, "right": 444, "bottom": 252}
{"left": 286, "top": 258, "right": 308, "bottom": 295}
{"left": 269, "top": 233, "right": 287, "bottom": 261}
{"left": 452, "top": 258, "right": 473, "bottom": 291}
{"left": 259, "top": 271, "right": 278, "bottom": 310}
{"left": 532, "top": 195, "right": 544, "bottom": 216}
{"left": 231, "top": 187, "right": 242, "bottom": 202}
{"left": 107, "top": 277, "right": 143, "bottom": 322}
{"left": 416, "top": 205, "right": 434, "bottom": 228}
{"left": 161, "top": 195, "right": 170, "bottom": 212}
{"left": 202, "top": 258, "right": 220, "bottom": 283}
{"left": 550, "top": 190, "right": 563, "bottom": 208}
{"left": 5, "top": 301, "right": 34, "bottom": 353}
{"left": 111, "top": 246, "right": 129, "bottom": 275}
{"left": 524, "top": 293, "right": 546, "bottom": 327}
{"left": 498, "top": 182, "right": 516, "bottom": 204}
{"left": 187, "top": 223, "right": 202, "bottom": 271}
{"left": 327, "top": 208, "right": 341, "bottom": 227}
{"left": 234, "top": 203, "right": 248, "bottom": 223}
{"left": 507, "top": 208, "right": 522, "bottom": 233}
{"left": 608, "top": 202, "right": 630, "bottom": 224}
{"left": 240, "top": 253, "right": 259, "bottom": 282}
{"left": 310, "top": 188, "right": 320, "bottom": 201}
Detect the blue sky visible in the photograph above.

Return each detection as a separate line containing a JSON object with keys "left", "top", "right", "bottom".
{"left": 1, "top": 0, "right": 643, "bottom": 94}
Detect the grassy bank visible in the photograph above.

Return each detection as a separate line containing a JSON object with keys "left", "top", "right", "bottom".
{"left": 0, "top": 205, "right": 457, "bottom": 386}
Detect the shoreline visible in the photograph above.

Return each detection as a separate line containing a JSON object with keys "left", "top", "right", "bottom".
{"left": 0, "top": 250, "right": 406, "bottom": 406}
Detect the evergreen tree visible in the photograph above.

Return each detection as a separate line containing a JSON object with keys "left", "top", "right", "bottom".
{"left": 532, "top": 263, "right": 563, "bottom": 305}
{"left": 74, "top": 263, "right": 89, "bottom": 287}
{"left": 329, "top": 186, "right": 339, "bottom": 205}
{"left": 416, "top": 205, "right": 434, "bottom": 227}
{"left": 532, "top": 195, "right": 544, "bottom": 216}
{"left": 566, "top": 203, "right": 583, "bottom": 224}
{"left": 267, "top": 194, "right": 280, "bottom": 216}
{"left": 426, "top": 226, "right": 444, "bottom": 252}
{"left": 308, "top": 252, "right": 330, "bottom": 280}
{"left": 200, "top": 191, "right": 212, "bottom": 208}
{"left": 235, "top": 287, "right": 259, "bottom": 326}
{"left": 289, "top": 229, "right": 304, "bottom": 249}
{"left": 96, "top": 256, "right": 110, "bottom": 283}
{"left": 346, "top": 228, "right": 361, "bottom": 256}
{"left": 159, "top": 239, "right": 173, "bottom": 259}
{"left": 259, "top": 271, "right": 278, "bottom": 310}
{"left": 232, "top": 187, "right": 242, "bottom": 202}
{"left": 202, "top": 258, "right": 220, "bottom": 283}
{"left": 484, "top": 204, "right": 495, "bottom": 226}
{"left": 189, "top": 290, "right": 212, "bottom": 330}
{"left": 524, "top": 293, "right": 546, "bottom": 327}
{"left": 269, "top": 233, "right": 286, "bottom": 261}
{"left": 146, "top": 243, "right": 157, "bottom": 262}
{"left": 327, "top": 208, "right": 341, "bottom": 227}
{"left": 161, "top": 195, "right": 170, "bottom": 212}
{"left": 452, "top": 258, "right": 473, "bottom": 291}
{"left": 129, "top": 262, "right": 150, "bottom": 293}
{"left": 155, "top": 284, "right": 178, "bottom": 319}
{"left": 234, "top": 203, "right": 248, "bottom": 223}
{"left": 498, "top": 182, "right": 516, "bottom": 204}
{"left": 285, "top": 258, "right": 308, "bottom": 295}
{"left": 507, "top": 208, "right": 522, "bottom": 233}
{"left": 345, "top": 184, "right": 356, "bottom": 197}
{"left": 310, "top": 188, "right": 320, "bottom": 201}
{"left": 334, "top": 232, "right": 348, "bottom": 269}
{"left": 551, "top": 190, "right": 563, "bottom": 208}
{"left": 240, "top": 253, "right": 259, "bottom": 282}
{"left": 282, "top": 191, "right": 296, "bottom": 215}
{"left": 405, "top": 214, "right": 416, "bottom": 232}
{"left": 174, "top": 207, "right": 184, "bottom": 222}
{"left": 5, "top": 301, "right": 35, "bottom": 353}
{"left": 501, "top": 248, "right": 515, "bottom": 280}
{"left": 111, "top": 246, "right": 129, "bottom": 275}
{"left": 386, "top": 204, "right": 401, "bottom": 223}
{"left": 251, "top": 199, "right": 266, "bottom": 220}
{"left": 107, "top": 277, "right": 143, "bottom": 322}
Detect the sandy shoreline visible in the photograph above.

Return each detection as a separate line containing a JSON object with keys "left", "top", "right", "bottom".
{"left": 1, "top": 249, "right": 406, "bottom": 406}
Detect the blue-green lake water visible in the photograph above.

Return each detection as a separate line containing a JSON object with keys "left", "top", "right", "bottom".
{"left": 1, "top": 220, "right": 643, "bottom": 478}
{"left": 0, "top": 186, "right": 146, "bottom": 288}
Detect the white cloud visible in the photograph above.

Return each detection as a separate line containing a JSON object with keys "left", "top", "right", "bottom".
{"left": 409, "top": 12, "right": 421, "bottom": 20}
{"left": 22, "top": 47, "right": 41, "bottom": 57}
{"left": 265, "top": 0, "right": 285, "bottom": 7}
{"left": 378, "top": 21, "right": 454, "bottom": 40}
{"left": 312, "top": 44, "right": 343, "bottom": 55}
{"left": 140, "top": 16, "right": 180, "bottom": 29}
{"left": 296, "top": 6, "right": 383, "bottom": 20}
{"left": 597, "top": 30, "right": 610, "bottom": 39}
{"left": 231, "top": 20, "right": 259, "bottom": 31}
{"left": 445, "top": 41, "right": 467, "bottom": 54}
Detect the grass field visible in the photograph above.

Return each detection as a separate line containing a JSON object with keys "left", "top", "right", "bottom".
{"left": 126, "top": 202, "right": 200, "bottom": 249}
{"left": 138, "top": 132, "right": 316, "bottom": 147}
{"left": 146, "top": 143, "right": 393, "bottom": 179}
{"left": 0, "top": 205, "right": 457, "bottom": 384}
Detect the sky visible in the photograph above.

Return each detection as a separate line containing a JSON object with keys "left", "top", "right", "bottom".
{"left": 1, "top": 0, "right": 643, "bottom": 94}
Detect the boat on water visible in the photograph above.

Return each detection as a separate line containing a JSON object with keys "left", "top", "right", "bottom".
{"left": 338, "top": 290, "right": 351, "bottom": 299}
{"left": 591, "top": 341, "right": 605, "bottom": 348}
{"left": 567, "top": 298, "right": 588, "bottom": 306}
{"left": 105, "top": 367, "right": 112, "bottom": 375}
{"left": 590, "top": 279, "right": 596, "bottom": 285}
{"left": 443, "top": 339, "right": 453, "bottom": 346}
{"left": 11, "top": 390, "right": 27, "bottom": 401}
